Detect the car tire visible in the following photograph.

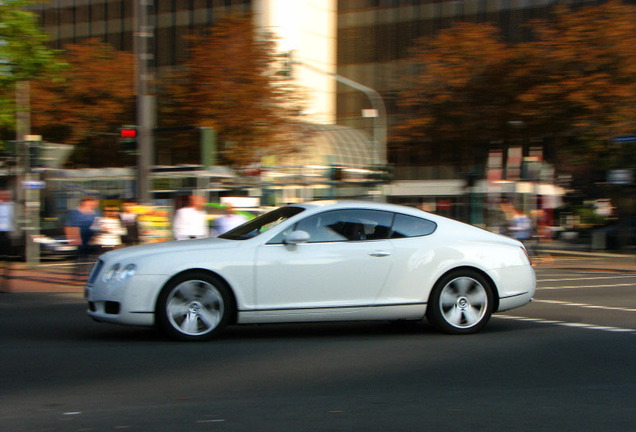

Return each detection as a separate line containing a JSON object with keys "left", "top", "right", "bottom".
{"left": 156, "top": 272, "right": 234, "bottom": 341}
{"left": 427, "top": 269, "right": 494, "bottom": 334}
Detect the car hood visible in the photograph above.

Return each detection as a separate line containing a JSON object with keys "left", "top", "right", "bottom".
{"left": 100, "top": 237, "right": 240, "bottom": 262}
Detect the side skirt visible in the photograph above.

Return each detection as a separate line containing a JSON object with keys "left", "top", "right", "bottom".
{"left": 237, "top": 303, "right": 427, "bottom": 324}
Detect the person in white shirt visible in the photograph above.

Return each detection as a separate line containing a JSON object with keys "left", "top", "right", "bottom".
{"left": 119, "top": 201, "right": 140, "bottom": 246}
{"left": 0, "top": 190, "right": 13, "bottom": 246}
{"left": 0, "top": 190, "right": 15, "bottom": 291}
{"left": 90, "top": 206, "right": 127, "bottom": 252}
{"left": 172, "top": 195, "right": 210, "bottom": 240}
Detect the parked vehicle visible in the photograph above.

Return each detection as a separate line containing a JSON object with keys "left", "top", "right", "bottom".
{"left": 32, "top": 234, "right": 77, "bottom": 260}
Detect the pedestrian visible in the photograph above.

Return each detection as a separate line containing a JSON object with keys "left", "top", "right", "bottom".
{"left": 65, "top": 195, "right": 101, "bottom": 277}
{"left": 508, "top": 207, "right": 534, "bottom": 253}
{"left": 212, "top": 205, "right": 247, "bottom": 236}
{"left": 172, "top": 195, "right": 210, "bottom": 240}
{"left": 119, "top": 201, "right": 140, "bottom": 246}
{"left": 0, "top": 190, "right": 15, "bottom": 292}
{"left": 90, "top": 206, "right": 126, "bottom": 253}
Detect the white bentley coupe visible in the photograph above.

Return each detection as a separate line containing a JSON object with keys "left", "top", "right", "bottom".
{"left": 85, "top": 200, "right": 535, "bottom": 340}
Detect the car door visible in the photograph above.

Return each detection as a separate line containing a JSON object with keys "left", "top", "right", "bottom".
{"left": 254, "top": 209, "right": 395, "bottom": 312}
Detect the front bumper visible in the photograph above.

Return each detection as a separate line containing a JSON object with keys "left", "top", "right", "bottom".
{"left": 85, "top": 273, "right": 169, "bottom": 327}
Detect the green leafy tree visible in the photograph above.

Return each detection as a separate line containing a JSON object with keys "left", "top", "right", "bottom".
{"left": 159, "top": 14, "right": 302, "bottom": 167}
{"left": 0, "top": 0, "right": 62, "bottom": 130}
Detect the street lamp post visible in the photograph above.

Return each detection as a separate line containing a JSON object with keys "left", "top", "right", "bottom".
{"left": 134, "top": 0, "right": 156, "bottom": 204}
{"left": 292, "top": 60, "right": 387, "bottom": 166}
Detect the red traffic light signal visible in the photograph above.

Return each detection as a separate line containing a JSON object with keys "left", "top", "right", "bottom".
{"left": 119, "top": 126, "right": 137, "bottom": 153}
{"left": 120, "top": 127, "right": 137, "bottom": 139}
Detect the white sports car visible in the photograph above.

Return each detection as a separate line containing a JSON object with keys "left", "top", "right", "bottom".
{"left": 85, "top": 200, "right": 535, "bottom": 340}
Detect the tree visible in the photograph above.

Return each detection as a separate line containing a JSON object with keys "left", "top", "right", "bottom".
{"left": 517, "top": 0, "right": 636, "bottom": 188}
{"left": 391, "top": 21, "right": 550, "bottom": 173}
{"left": 0, "top": 0, "right": 62, "bottom": 130}
{"left": 393, "top": 22, "right": 519, "bottom": 166}
{"left": 518, "top": 1, "right": 636, "bottom": 140}
{"left": 30, "top": 39, "right": 135, "bottom": 167}
{"left": 393, "top": 1, "right": 636, "bottom": 178}
{"left": 159, "top": 14, "right": 302, "bottom": 167}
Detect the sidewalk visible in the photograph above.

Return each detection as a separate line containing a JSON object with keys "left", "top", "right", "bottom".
{"left": 0, "top": 261, "right": 88, "bottom": 294}
{"left": 2, "top": 249, "right": 635, "bottom": 294}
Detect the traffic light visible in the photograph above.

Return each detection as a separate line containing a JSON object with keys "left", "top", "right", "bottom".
{"left": 119, "top": 125, "right": 137, "bottom": 152}
{"left": 25, "top": 135, "right": 43, "bottom": 169}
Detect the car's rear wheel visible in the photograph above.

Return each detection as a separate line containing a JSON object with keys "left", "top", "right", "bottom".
{"left": 427, "top": 269, "right": 494, "bottom": 334}
{"left": 156, "top": 272, "right": 233, "bottom": 341}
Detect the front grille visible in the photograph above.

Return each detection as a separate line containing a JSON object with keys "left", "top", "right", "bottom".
{"left": 87, "top": 259, "right": 104, "bottom": 284}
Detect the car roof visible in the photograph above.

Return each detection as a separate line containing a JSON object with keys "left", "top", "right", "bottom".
{"left": 287, "top": 200, "right": 486, "bottom": 234}
{"left": 290, "top": 200, "right": 429, "bottom": 218}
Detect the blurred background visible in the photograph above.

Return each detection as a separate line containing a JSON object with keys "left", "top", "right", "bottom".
{"left": 0, "top": 0, "right": 634, "bottom": 264}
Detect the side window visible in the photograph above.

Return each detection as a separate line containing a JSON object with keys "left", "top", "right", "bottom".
{"left": 292, "top": 209, "right": 394, "bottom": 243}
{"left": 296, "top": 212, "right": 347, "bottom": 242}
{"left": 391, "top": 214, "right": 436, "bottom": 238}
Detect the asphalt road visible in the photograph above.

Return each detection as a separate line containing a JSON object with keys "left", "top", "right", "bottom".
{"left": 1, "top": 269, "right": 634, "bottom": 432}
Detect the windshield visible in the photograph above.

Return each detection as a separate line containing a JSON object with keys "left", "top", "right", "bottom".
{"left": 219, "top": 206, "right": 305, "bottom": 240}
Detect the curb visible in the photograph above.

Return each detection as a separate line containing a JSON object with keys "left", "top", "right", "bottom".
{"left": 533, "top": 249, "right": 636, "bottom": 273}
{"left": 537, "top": 249, "right": 636, "bottom": 259}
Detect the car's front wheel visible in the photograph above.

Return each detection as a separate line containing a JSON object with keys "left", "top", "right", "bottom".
{"left": 156, "top": 272, "right": 233, "bottom": 341}
{"left": 427, "top": 269, "right": 494, "bottom": 334}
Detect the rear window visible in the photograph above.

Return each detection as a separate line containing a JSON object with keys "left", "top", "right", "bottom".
{"left": 391, "top": 214, "right": 437, "bottom": 238}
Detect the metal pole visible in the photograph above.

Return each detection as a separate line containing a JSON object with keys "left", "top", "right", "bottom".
{"left": 293, "top": 61, "right": 387, "bottom": 166}
{"left": 134, "top": 0, "right": 156, "bottom": 204}
{"left": 15, "top": 82, "right": 42, "bottom": 266}
{"left": 329, "top": 73, "right": 387, "bottom": 166}
{"left": 15, "top": 81, "right": 30, "bottom": 142}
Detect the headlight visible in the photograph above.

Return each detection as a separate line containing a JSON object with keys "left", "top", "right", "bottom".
{"left": 102, "top": 264, "right": 120, "bottom": 282}
{"left": 102, "top": 263, "right": 137, "bottom": 283}
{"left": 117, "top": 264, "right": 137, "bottom": 281}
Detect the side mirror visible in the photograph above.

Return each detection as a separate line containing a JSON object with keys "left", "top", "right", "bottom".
{"left": 283, "top": 230, "right": 310, "bottom": 245}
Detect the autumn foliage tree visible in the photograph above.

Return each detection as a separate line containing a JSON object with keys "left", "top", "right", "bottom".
{"left": 394, "top": 0, "right": 636, "bottom": 178}
{"left": 30, "top": 39, "right": 135, "bottom": 167}
{"left": 159, "top": 14, "right": 302, "bottom": 167}
{"left": 516, "top": 0, "right": 636, "bottom": 183}
{"left": 518, "top": 1, "right": 636, "bottom": 139}
{"left": 393, "top": 22, "right": 520, "bottom": 165}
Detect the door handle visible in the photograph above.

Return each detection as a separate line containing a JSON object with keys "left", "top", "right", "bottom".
{"left": 369, "top": 251, "right": 391, "bottom": 257}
